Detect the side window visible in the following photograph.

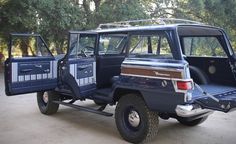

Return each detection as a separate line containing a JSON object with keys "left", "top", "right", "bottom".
{"left": 129, "top": 33, "right": 173, "bottom": 58}
{"left": 183, "top": 37, "right": 226, "bottom": 57}
{"left": 70, "top": 34, "right": 96, "bottom": 57}
{"left": 11, "top": 36, "right": 51, "bottom": 58}
{"left": 99, "top": 34, "right": 127, "bottom": 55}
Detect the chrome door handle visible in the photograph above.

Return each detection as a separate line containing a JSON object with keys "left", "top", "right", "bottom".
{"left": 44, "top": 69, "right": 50, "bottom": 72}
{"left": 35, "top": 64, "right": 42, "bottom": 68}
{"left": 78, "top": 65, "right": 91, "bottom": 71}
{"left": 20, "top": 69, "right": 33, "bottom": 73}
{"left": 78, "top": 67, "right": 87, "bottom": 71}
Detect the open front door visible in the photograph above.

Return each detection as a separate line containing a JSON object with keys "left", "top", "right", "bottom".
{"left": 5, "top": 34, "right": 57, "bottom": 96}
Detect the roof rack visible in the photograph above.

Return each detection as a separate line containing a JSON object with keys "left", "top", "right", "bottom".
{"left": 97, "top": 18, "right": 202, "bottom": 29}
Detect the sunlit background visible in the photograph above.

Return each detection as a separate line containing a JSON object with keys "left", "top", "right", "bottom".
{"left": 1, "top": 0, "right": 236, "bottom": 62}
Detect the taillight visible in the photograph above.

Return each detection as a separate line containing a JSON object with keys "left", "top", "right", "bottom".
{"left": 177, "top": 81, "right": 192, "bottom": 90}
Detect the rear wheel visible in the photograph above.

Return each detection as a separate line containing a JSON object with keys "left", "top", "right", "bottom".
{"left": 37, "top": 91, "right": 60, "bottom": 115}
{"left": 115, "top": 94, "right": 159, "bottom": 143}
{"left": 177, "top": 116, "right": 208, "bottom": 126}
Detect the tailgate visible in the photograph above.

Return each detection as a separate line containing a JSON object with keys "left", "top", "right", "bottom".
{"left": 191, "top": 84, "right": 236, "bottom": 112}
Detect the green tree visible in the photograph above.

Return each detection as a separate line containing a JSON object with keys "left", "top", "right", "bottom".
{"left": 173, "top": 0, "right": 236, "bottom": 47}
{"left": 2, "top": 0, "right": 236, "bottom": 55}
{"left": 78, "top": 0, "right": 148, "bottom": 29}
{"left": 98, "top": 0, "right": 147, "bottom": 23}
{"left": 0, "top": 0, "right": 83, "bottom": 54}
{"left": 0, "top": 0, "right": 39, "bottom": 55}
{"left": 32, "top": 0, "right": 83, "bottom": 54}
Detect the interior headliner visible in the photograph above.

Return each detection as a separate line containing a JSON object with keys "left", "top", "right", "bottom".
{"left": 178, "top": 26, "right": 222, "bottom": 36}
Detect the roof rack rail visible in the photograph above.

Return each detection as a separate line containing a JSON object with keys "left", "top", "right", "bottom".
{"left": 97, "top": 18, "right": 202, "bottom": 29}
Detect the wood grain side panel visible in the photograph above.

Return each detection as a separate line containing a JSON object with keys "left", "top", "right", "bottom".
{"left": 121, "top": 67, "right": 183, "bottom": 79}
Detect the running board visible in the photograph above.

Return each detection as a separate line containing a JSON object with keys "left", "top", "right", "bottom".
{"left": 53, "top": 101, "right": 113, "bottom": 117}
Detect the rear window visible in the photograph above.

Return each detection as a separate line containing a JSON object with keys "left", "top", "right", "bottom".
{"left": 182, "top": 37, "right": 226, "bottom": 57}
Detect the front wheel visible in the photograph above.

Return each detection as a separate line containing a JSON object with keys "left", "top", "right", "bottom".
{"left": 37, "top": 91, "right": 60, "bottom": 115}
{"left": 115, "top": 94, "right": 159, "bottom": 143}
{"left": 177, "top": 116, "right": 208, "bottom": 126}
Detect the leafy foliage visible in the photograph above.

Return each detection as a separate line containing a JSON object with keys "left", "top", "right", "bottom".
{"left": 1, "top": 0, "right": 236, "bottom": 55}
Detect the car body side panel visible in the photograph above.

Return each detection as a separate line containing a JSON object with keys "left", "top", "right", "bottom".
{"left": 113, "top": 76, "right": 185, "bottom": 113}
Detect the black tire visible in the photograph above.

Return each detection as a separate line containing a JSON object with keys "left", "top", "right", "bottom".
{"left": 115, "top": 94, "right": 159, "bottom": 143}
{"left": 177, "top": 116, "right": 208, "bottom": 126}
{"left": 37, "top": 91, "right": 60, "bottom": 115}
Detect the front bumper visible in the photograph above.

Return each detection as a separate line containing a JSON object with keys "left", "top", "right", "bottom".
{"left": 175, "top": 104, "right": 213, "bottom": 117}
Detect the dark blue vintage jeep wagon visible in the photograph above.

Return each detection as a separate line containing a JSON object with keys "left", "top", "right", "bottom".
{"left": 4, "top": 18, "right": 236, "bottom": 143}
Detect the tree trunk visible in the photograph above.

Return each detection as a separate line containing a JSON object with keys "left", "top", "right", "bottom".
{"left": 20, "top": 40, "right": 29, "bottom": 57}
{"left": 93, "top": 0, "right": 101, "bottom": 12}
{"left": 55, "top": 40, "right": 65, "bottom": 54}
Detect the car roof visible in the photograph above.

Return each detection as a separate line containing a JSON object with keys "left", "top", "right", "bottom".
{"left": 69, "top": 24, "right": 222, "bottom": 34}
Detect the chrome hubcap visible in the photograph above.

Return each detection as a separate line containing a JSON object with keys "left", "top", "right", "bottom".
{"left": 43, "top": 92, "right": 49, "bottom": 103}
{"left": 128, "top": 110, "right": 140, "bottom": 127}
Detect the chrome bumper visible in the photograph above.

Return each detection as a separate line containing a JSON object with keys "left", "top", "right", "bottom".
{"left": 175, "top": 104, "right": 213, "bottom": 117}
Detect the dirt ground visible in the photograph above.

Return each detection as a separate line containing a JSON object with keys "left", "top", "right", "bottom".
{"left": 0, "top": 72, "right": 236, "bottom": 144}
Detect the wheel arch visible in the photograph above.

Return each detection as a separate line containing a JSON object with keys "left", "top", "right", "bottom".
{"left": 113, "top": 87, "right": 143, "bottom": 103}
{"left": 112, "top": 85, "right": 181, "bottom": 113}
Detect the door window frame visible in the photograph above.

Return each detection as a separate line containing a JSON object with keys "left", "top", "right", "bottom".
{"left": 97, "top": 33, "right": 128, "bottom": 56}
{"left": 126, "top": 30, "right": 178, "bottom": 59}
{"left": 65, "top": 31, "right": 98, "bottom": 60}
{"left": 9, "top": 33, "right": 54, "bottom": 60}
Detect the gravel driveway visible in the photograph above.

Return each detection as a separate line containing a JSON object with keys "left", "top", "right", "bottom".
{"left": 0, "top": 72, "right": 236, "bottom": 144}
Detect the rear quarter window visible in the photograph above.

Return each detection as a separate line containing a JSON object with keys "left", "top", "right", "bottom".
{"left": 129, "top": 32, "right": 173, "bottom": 59}
{"left": 182, "top": 37, "right": 227, "bottom": 57}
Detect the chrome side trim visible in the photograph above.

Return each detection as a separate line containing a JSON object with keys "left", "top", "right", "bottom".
{"left": 123, "top": 59, "right": 186, "bottom": 68}
{"left": 175, "top": 104, "right": 213, "bottom": 117}
{"left": 121, "top": 73, "right": 192, "bottom": 82}
{"left": 121, "top": 64, "right": 183, "bottom": 72}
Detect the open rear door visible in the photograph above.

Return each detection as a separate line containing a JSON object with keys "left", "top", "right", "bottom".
{"left": 58, "top": 32, "right": 97, "bottom": 98}
{"left": 191, "top": 84, "right": 236, "bottom": 112}
{"left": 5, "top": 34, "right": 57, "bottom": 96}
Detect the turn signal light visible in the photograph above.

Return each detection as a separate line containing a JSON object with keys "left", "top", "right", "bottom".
{"left": 177, "top": 81, "right": 192, "bottom": 90}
